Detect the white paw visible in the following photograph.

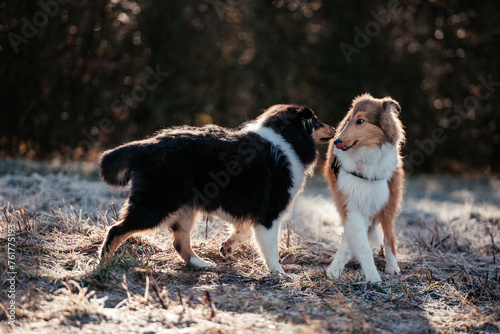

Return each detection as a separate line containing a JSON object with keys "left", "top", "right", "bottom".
{"left": 268, "top": 264, "right": 285, "bottom": 274}
{"left": 385, "top": 263, "right": 400, "bottom": 276}
{"left": 326, "top": 265, "right": 342, "bottom": 280}
{"left": 364, "top": 271, "right": 382, "bottom": 283}
{"left": 189, "top": 257, "right": 216, "bottom": 268}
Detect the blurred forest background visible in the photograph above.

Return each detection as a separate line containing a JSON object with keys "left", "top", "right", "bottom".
{"left": 0, "top": 0, "right": 499, "bottom": 175}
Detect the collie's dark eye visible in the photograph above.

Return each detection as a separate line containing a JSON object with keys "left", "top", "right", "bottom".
{"left": 356, "top": 119, "right": 364, "bottom": 124}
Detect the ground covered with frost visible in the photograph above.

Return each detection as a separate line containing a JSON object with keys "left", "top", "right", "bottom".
{"left": 1, "top": 159, "right": 499, "bottom": 333}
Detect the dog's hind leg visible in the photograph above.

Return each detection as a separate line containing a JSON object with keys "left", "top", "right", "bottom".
{"left": 170, "top": 208, "right": 215, "bottom": 268}
{"left": 379, "top": 211, "right": 399, "bottom": 276}
{"left": 376, "top": 199, "right": 400, "bottom": 276}
{"left": 101, "top": 226, "right": 138, "bottom": 261}
{"left": 100, "top": 200, "right": 168, "bottom": 262}
{"left": 383, "top": 236, "right": 399, "bottom": 276}
{"left": 220, "top": 222, "right": 252, "bottom": 258}
{"left": 379, "top": 167, "right": 403, "bottom": 276}
{"left": 253, "top": 221, "right": 284, "bottom": 273}
{"left": 368, "top": 223, "right": 383, "bottom": 251}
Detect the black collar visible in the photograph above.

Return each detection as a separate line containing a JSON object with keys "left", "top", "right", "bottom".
{"left": 331, "top": 156, "right": 385, "bottom": 181}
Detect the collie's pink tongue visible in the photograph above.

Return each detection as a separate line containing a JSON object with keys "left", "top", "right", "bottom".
{"left": 336, "top": 142, "right": 345, "bottom": 150}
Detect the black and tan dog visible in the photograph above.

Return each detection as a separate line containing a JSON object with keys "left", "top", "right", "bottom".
{"left": 99, "top": 105, "right": 334, "bottom": 273}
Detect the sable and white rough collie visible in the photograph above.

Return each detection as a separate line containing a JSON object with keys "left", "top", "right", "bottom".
{"left": 324, "top": 94, "right": 405, "bottom": 282}
{"left": 99, "top": 105, "right": 334, "bottom": 273}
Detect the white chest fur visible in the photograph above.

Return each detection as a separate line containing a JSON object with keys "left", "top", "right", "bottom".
{"left": 335, "top": 143, "right": 398, "bottom": 218}
{"left": 337, "top": 173, "right": 389, "bottom": 218}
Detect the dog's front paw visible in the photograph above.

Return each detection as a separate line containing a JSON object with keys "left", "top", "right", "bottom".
{"left": 220, "top": 239, "right": 235, "bottom": 258}
{"left": 326, "top": 265, "right": 342, "bottom": 280}
{"left": 267, "top": 263, "right": 285, "bottom": 274}
{"left": 189, "top": 257, "right": 216, "bottom": 268}
{"left": 270, "top": 267, "right": 285, "bottom": 275}
{"left": 365, "top": 273, "right": 382, "bottom": 283}
{"left": 385, "top": 263, "right": 400, "bottom": 276}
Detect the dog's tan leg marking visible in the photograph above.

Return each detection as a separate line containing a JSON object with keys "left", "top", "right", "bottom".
{"left": 376, "top": 166, "right": 404, "bottom": 276}
{"left": 100, "top": 225, "right": 141, "bottom": 264}
{"left": 220, "top": 222, "right": 252, "bottom": 258}
{"left": 378, "top": 212, "right": 398, "bottom": 275}
{"left": 171, "top": 209, "right": 215, "bottom": 268}
{"left": 106, "top": 230, "right": 137, "bottom": 257}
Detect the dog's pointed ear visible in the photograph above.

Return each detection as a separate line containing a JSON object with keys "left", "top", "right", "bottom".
{"left": 298, "top": 106, "right": 314, "bottom": 119}
{"left": 382, "top": 98, "right": 401, "bottom": 116}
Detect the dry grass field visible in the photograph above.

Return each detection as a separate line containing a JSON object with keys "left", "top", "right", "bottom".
{"left": 1, "top": 159, "right": 499, "bottom": 333}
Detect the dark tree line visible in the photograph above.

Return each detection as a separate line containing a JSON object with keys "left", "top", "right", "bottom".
{"left": 1, "top": 0, "right": 499, "bottom": 174}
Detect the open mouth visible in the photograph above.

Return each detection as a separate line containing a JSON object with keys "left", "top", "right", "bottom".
{"left": 336, "top": 140, "right": 357, "bottom": 151}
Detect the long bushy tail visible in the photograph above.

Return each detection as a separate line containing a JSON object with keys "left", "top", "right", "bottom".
{"left": 98, "top": 144, "right": 141, "bottom": 186}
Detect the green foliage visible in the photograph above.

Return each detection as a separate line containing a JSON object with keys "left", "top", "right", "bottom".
{"left": 1, "top": 0, "right": 499, "bottom": 173}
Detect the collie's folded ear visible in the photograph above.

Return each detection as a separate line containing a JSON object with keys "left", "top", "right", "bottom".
{"left": 382, "top": 98, "right": 401, "bottom": 116}
{"left": 380, "top": 98, "right": 404, "bottom": 145}
{"left": 298, "top": 106, "right": 314, "bottom": 119}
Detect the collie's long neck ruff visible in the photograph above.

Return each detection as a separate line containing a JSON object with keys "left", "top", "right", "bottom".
{"left": 335, "top": 143, "right": 399, "bottom": 219}
{"left": 335, "top": 143, "right": 399, "bottom": 182}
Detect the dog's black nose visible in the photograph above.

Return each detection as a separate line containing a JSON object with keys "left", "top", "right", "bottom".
{"left": 334, "top": 138, "right": 342, "bottom": 145}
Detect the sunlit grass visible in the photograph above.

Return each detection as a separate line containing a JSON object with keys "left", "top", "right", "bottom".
{"left": 0, "top": 164, "right": 499, "bottom": 333}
